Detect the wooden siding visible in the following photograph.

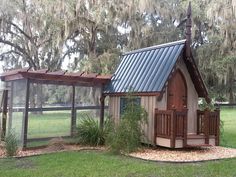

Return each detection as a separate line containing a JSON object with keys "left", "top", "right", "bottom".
{"left": 108, "top": 96, "right": 120, "bottom": 124}
{"left": 108, "top": 96, "right": 156, "bottom": 144}
{"left": 176, "top": 58, "right": 198, "bottom": 134}
{"left": 141, "top": 96, "right": 156, "bottom": 144}
{"left": 157, "top": 92, "right": 167, "bottom": 110}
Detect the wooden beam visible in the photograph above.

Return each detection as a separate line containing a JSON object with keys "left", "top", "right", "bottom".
{"left": 7, "top": 82, "right": 13, "bottom": 133}
{"left": 204, "top": 109, "right": 210, "bottom": 144}
{"left": 22, "top": 79, "right": 30, "bottom": 149}
{"left": 1, "top": 90, "right": 8, "bottom": 140}
{"left": 183, "top": 109, "right": 188, "bottom": 147}
{"left": 153, "top": 110, "right": 157, "bottom": 144}
{"left": 215, "top": 108, "right": 220, "bottom": 146}
{"left": 71, "top": 85, "right": 76, "bottom": 136}
{"left": 170, "top": 109, "right": 176, "bottom": 148}
{"left": 100, "top": 85, "right": 105, "bottom": 129}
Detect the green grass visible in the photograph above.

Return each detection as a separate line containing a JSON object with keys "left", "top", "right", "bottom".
{"left": 220, "top": 107, "right": 236, "bottom": 148}
{"left": 0, "top": 151, "right": 235, "bottom": 177}
{"left": 10, "top": 110, "right": 98, "bottom": 139}
{"left": 0, "top": 107, "right": 235, "bottom": 176}
{"left": 28, "top": 111, "right": 71, "bottom": 138}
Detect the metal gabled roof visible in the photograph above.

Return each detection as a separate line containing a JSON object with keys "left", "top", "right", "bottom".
{"left": 104, "top": 40, "right": 186, "bottom": 94}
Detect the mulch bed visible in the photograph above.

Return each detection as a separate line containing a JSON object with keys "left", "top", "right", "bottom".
{"left": 0, "top": 143, "right": 105, "bottom": 158}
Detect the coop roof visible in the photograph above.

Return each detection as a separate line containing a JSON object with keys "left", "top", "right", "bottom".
{"left": 104, "top": 40, "right": 208, "bottom": 98}
{"left": 0, "top": 68, "right": 111, "bottom": 87}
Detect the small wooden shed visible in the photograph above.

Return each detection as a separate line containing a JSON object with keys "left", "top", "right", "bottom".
{"left": 104, "top": 3, "right": 220, "bottom": 148}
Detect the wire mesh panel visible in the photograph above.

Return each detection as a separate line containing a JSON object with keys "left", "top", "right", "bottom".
{"left": 27, "top": 83, "right": 72, "bottom": 139}
{"left": 0, "top": 89, "right": 3, "bottom": 132}
{"left": 7, "top": 80, "right": 27, "bottom": 146}
{"left": 75, "top": 86, "right": 102, "bottom": 124}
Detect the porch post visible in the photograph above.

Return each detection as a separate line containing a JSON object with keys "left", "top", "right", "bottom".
{"left": 1, "top": 90, "right": 8, "bottom": 140}
{"left": 22, "top": 79, "right": 30, "bottom": 149}
{"left": 99, "top": 85, "right": 105, "bottom": 129}
{"left": 153, "top": 109, "right": 158, "bottom": 144}
{"left": 170, "top": 109, "right": 176, "bottom": 148}
{"left": 71, "top": 85, "right": 76, "bottom": 136}
{"left": 100, "top": 95, "right": 105, "bottom": 129}
{"left": 215, "top": 108, "right": 220, "bottom": 146}
{"left": 183, "top": 108, "right": 188, "bottom": 147}
{"left": 204, "top": 109, "right": 209, "bottom": 144}
{"left": 7, "top": 82, "right": 14, "bottom": 134}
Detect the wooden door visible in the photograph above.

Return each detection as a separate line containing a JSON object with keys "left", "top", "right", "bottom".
{"left": 167, "top": 70, "right": 187, "bottom": 110}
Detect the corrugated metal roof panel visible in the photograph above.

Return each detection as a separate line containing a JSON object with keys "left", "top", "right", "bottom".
{"left": 104, "top": 40, "right": 186, "bottom": 94}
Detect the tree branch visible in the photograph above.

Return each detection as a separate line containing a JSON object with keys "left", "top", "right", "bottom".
{"left": 0, "top": 37, "right": 37, "bottom": 68}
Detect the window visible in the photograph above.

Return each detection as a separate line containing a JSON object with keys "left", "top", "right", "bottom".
{"left": 120, "top": 97, "right": 141, "bottom": 116}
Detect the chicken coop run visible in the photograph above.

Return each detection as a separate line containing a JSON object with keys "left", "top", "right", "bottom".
{"left": 0, "top": 68, "right": 111, "bottom": 148}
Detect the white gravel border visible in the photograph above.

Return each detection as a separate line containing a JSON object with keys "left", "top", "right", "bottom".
{"left": 129, "top": 146, "right": 236, "bottom": 162}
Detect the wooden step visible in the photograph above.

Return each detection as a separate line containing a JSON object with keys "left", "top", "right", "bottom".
{"left": 186, "top": 144, "right": 213, "bottom": 148}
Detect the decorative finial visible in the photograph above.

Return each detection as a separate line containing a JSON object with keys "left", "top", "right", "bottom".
{"left": 186, "top": 1, "right": 192, "bottom": 58}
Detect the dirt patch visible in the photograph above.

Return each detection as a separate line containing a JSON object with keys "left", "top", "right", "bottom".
{"left": 129, "top": 146, "right": 236, "bottom": 162}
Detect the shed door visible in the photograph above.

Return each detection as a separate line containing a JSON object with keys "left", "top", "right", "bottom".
{"left": 167, "top": 70, "right": 187, "bottom": 110}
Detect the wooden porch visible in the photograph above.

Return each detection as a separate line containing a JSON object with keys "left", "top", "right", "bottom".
{"left": 154, "top": 108, "right": 220, "bottom": 148}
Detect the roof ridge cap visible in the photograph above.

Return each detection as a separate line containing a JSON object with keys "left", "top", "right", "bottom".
{"left": 123, "top": 39, "right": 186, "bottom": 55}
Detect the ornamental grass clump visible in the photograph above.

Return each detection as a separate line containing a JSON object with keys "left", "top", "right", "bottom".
{"left": 5, "top": 130, "right": 18, "bottom": 157}
{"left": 106, "top": 95, "right": 148, "bottom": 154}
{"left": 77, "top": 115, "right": 106, "bottom": 146}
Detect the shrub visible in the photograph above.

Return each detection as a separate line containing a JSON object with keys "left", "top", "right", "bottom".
{"left": 5, "top": 131, "right": 18, "bottom": 157}
{"left": 106, "top": 95, "right": 148, "bottom": 154}
{"left": 77, "top": 115, "right": 106, "bottom": 146}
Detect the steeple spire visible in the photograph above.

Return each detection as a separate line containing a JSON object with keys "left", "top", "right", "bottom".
{"left": 186, "top": 2, "right": 192, "bottom": 58}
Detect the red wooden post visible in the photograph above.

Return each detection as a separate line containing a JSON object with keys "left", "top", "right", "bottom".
{"left": 100, "top": 96, "right": 105, "bottom": 129}
{"left": 196, "top": 110, "right": 200, "bottom": 135}
{"left": 170, "top": 109, "right": 176, "bottom": 148}
{"left": 23, "top": 79, "right": 30, "bottom": 149}
{"left": 183, "top": 109, "right": 188, "bottom": 147}
{"left": 204, "top": 109, "right": 209, "bottom": 144}
{"left": 215, "top": 108, "right": 220, "bottom": 146}
{"left": 71, "top": 85, "right": 76, "bottom": 136}
{"left": 153, "top": 109, "right": 157, "bottom": 144}
{"left": 1, "top": 90, "right": 8, "bottom": 140}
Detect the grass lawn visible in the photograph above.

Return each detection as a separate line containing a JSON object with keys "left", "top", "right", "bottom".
{"left": 1, "top": 107, "right": 235, "bottom": 177}
{"left": 10, "top": 110, "right": 98, "bottom": 139}
{"left": 0, "top": 151, "right": 235, "bottom": 177}
{"left": 220, "top": 107, "right": 236, "bottom": 148}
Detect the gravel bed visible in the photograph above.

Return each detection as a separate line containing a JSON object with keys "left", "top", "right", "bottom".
{"left": 1, "top": 142, "right": 236, "bottom": 162}
{"left": 129, "top": 146, "right": 236, "bottom": 162}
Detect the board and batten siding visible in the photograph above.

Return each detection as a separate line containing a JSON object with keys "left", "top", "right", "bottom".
{"left": 108, "top": 96, "right": 156, "bottom": 144}
{"left": 108, "top": 96, "right": 120, "bottom": 124}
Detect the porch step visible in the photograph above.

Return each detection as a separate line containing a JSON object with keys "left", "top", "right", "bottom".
{"left": 186, "top": 144, "right": 213, "bottom": 148}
